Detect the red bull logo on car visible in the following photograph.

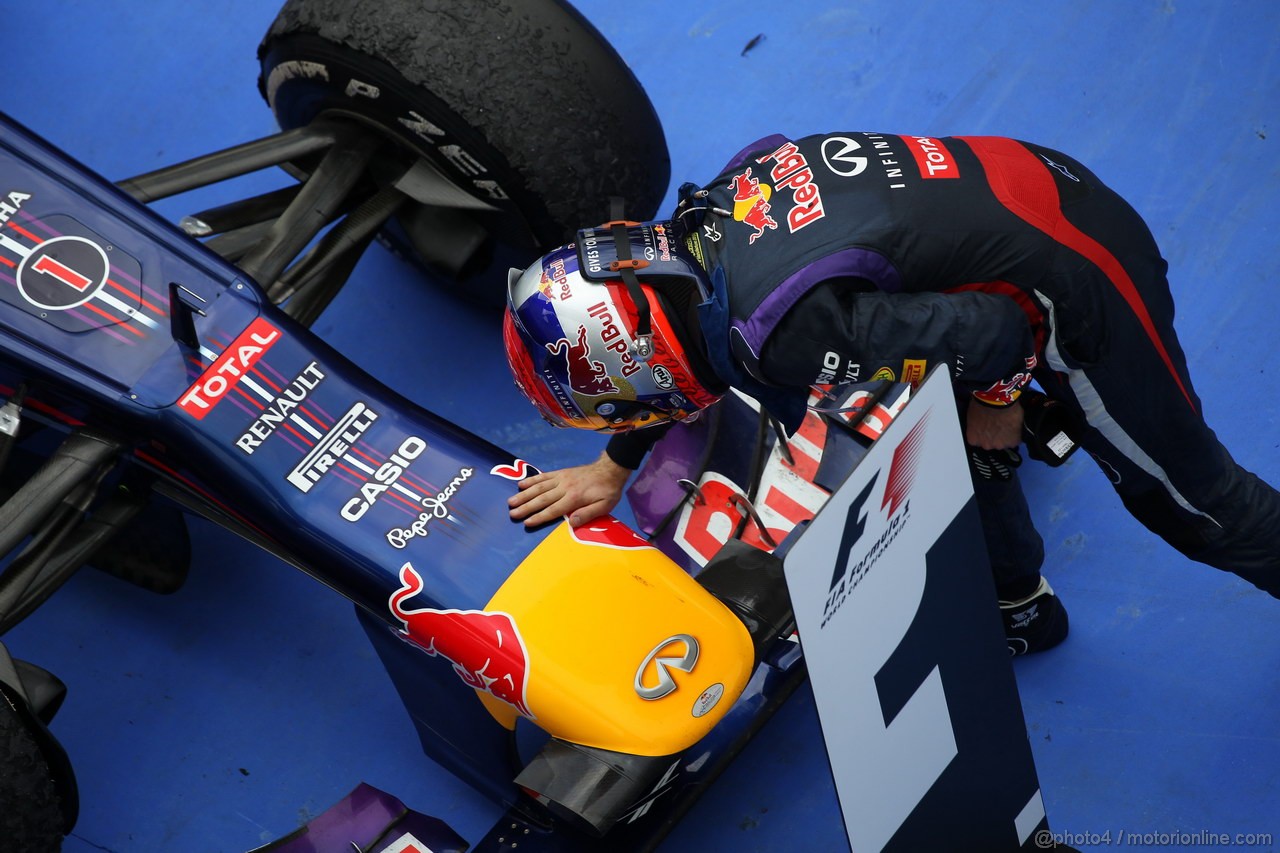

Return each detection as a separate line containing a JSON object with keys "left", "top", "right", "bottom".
{"left": 570, "top": 514, "right": 654, "bottom": 550}
{"left": 490, "top": 459, "right": 535, "bottom": 481}
{"left": 388, "top": 562, "right": 535, "bottom": 719}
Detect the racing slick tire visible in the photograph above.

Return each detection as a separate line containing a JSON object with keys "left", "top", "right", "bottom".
{"left": 0, "top": 688, "right": 66, "bottom": 852}
{"left": 258, "top": 0, "right": 670, "bottom": 298}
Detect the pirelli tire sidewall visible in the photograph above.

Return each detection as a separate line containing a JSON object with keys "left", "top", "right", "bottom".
{"left": 257, "top": 0, "right": 671, "bottom": 251}
{"left": 259, "top": 34, "right": 546, "bottom": 250}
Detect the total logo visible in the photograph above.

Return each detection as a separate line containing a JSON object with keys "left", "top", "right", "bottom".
{"left": 178, "top": 318, "right": 281, "bottom": 419}
{"left": 904, "top": 135, "right": 961, "bottom": 180}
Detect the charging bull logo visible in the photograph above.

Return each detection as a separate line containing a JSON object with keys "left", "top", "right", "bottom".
{"left": 388, "top": 562, "right": 535, "bottom": 719}
{"left": 547, "top": 324, "right": 617, "bottom": 396}
{"left": 729, "top": 167, "right": 777, "bottom": 244}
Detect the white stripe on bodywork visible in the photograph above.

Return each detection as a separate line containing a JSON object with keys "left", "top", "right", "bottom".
{"left": 0, "top": 232, "right": 31, "bottom": 258}
{"left": 1034, "top": 289, "right": 1218, "bottom": 526}
{"left": 340, "top": 453, "right": 425, "bottom": 503}
{"left": 199, "top": 345, "right": 323, "bottom": 439}
{"left": 95, "top": 288, "right": 159, "bottom": 329}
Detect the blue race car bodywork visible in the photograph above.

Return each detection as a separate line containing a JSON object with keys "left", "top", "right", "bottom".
{"left": 0, "top": 107, "right": 880, "bottom": 851}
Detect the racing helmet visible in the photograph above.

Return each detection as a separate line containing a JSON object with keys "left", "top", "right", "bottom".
{"left": 504, "top": 220, "right": 725, "bottom": 432}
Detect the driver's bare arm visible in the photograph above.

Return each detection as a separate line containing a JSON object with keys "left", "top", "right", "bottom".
{"left": 965, "top": 396, "right": 1025, "bottom": 449}
{"left": 507, "top": 452, "right": 633, "bottom": 528}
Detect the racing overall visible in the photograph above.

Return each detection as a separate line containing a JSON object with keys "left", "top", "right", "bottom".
{"left": 674, "top": 131, "right": 1280, "bottom": 598}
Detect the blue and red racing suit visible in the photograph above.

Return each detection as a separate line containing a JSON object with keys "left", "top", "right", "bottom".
{"left": 612, "top": 132, "right": 1280, "bottom": 596}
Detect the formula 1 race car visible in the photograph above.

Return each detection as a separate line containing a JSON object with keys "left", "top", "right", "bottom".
{"left": 0, "top": 2, "right": 910, "bottom": 850}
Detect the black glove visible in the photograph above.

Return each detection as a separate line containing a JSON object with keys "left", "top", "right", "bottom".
{"left": 966, "top": 445, "right": 1023, "bottom": 481}
{"left": 1020, "top": 389, "right": 1083, "bottom": 467}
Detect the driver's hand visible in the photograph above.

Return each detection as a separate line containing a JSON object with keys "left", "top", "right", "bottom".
{"left": 966, "top": 396, "right": 1025, "bottom": 450}
{"left": 507, "top": 452, "right": 632, "bottom": 528}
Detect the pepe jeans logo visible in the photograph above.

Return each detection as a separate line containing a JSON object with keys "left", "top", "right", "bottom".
{"left": 384, "top": 467, "right": 475, "bottom": 549}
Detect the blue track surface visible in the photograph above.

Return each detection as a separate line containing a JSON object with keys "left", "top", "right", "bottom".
{"left": 5, "top": 2, "right": 1279, "bottom": 850}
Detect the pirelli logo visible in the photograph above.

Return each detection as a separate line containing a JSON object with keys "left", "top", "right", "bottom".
{"left": 902, "top": 359, "right": 928, "bottom": 386}
{"left": 286, "top": 402, "right": 378, "bottom": 493}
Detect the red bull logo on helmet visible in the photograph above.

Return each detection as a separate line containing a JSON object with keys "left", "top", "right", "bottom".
{"left": 388, "top": 562, "right": 535, "bottom": 719}
{"left": 585, "top": 300, "right": 643, "bottom": 378}
{"left": 546, "top": 324, "right": 617, "bottom": 397}
{"left": 540, "top": 254, "right": 574, "bottom": 302}
{"left": 544, "top": 298, "right": 646, "bottom": 403}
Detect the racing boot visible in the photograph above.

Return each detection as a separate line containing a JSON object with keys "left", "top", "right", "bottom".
{"left": 1000, "top": 577, "right": 1069, "bottom": 655}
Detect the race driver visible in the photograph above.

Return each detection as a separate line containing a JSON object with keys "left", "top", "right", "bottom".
{"left": 502, "top": 132, "right": 1280, "bottom": 655}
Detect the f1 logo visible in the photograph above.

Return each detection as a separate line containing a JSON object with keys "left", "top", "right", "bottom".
{"left": 830, "top": 472, "right": 879, "bottom": 591}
